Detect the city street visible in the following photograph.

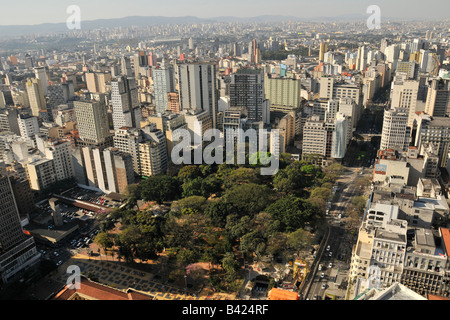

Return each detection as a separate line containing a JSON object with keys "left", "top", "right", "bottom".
{"left": 302, "top": 167, "right": 371, "bottom": 300}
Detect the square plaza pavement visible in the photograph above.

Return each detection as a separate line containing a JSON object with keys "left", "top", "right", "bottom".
{"left": 50, "top": 253, "right": 236, "bottom": 300}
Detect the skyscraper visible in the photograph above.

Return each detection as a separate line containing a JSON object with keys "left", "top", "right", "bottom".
{"left": 74, "top": 100, "right": 111, "bottom": 146}
{"left": 319, "top": 42, "right": 328, "bottom": 62}
{"left": 229, "top": 68, "right": 266, "bottom": 123}
{"left": 425, "top": 78, "right": 450, "bottom": 117}
{"left": 152, "top": 60, "right": 176, "bottom": 114}
{"left": 34, "top": 66, "right": 48, "bottom": 95}
{"left": 0, "top": 170, "right": 40, "bottom": 284}
{"left": 176, "top": 62, "right": 219, "bottom": 128}
{"left": 111, "top": 76, "right": 142, "bottom": 131}
{"left": 26, "top": 78, "right": 46, "bottom": 117}
{"left": 380, "top": 108, "right": 411, "bottom": 152}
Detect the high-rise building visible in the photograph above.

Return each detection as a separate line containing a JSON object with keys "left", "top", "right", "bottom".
{"left": 414, "top": 114, "right": 450, "bottom": 168}
{"left": 229, "top": 68, "right": 266, "bottom": 123}
{"left": 356, "top": 46, "right": 369, "bottom": 72}
{"left": 36, "top": 136, "right": 75, "bottom": 182}
{"left": 176, "top": 62, "right": 219, "bottom": 128}
{"left": 265, "top": 77, "right": 302, "bottom": 119}
{"left": 74, "top": 100, "right": 111, "bottom": 146}
{"left": 111, "top": 76, "right": 142, "bottom": 131}
{"left": 113, "top": 127, "right": 143, "bottom": 176}
{"left": 0, "top": 171, "right": 40, "bottom": 285}
{"left": 26, "top": 78, "right": 46, "bottom": 117}
{"left": 17, "top": 114, "right": 39, "bottom": 147}
{"left": 425, "top": 78, "right": 450, "bottom": 117}
{"left": 380, "top": 108, "right": 411, "bottom": 152}
{"left": 139, "top": 126, "right": 168, "bottom": 177}
{"left": 152, "top": 60, "right": 176, "bottom": 114}
{"left": 390, "top": 79, "right": 419, "bottom": 127}
{"left": 319, "top": 42, "right": 328, "bottom": 62}
{"left": 34, "top": 66, "right": 48, "bottom": 95}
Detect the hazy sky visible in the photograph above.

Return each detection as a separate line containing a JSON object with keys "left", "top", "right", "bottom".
{"left": 1, "top": 0, "right": 449, "bottom": 25}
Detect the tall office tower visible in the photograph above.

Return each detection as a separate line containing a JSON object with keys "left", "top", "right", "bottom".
{"left": 380, "top": 38, "right": 390, "bottom": 54}
{"left": 86, "top": 72, "right": 112, "bottom": 94}
{"left": 302, "top": 115, "right": 326, "bottom": 158}
{"left": 133, "top": 50, "right": 148, "bottom": 78}
{"left": 26, "top": 158, "right": 56, "bottom": 190}
{"left": 390, "top": 79, "right": 419, "bottom": 127}
{"left": 188, "top": 37, "right": 195, "bottom": 50}
{"left": 24, "top": 54, "right": 33, "bottom": 69}
{"left": 120, "top": 56, "right": 133, "bottom": 77}
{"left": 113, "top": 127, "right": 143, "bottom": 176}
{"left": 232, "top": 42, "right": 241, "bottom": 57}
{"left": 331, "top": 113, "right": 349, "bottom": 160}
{"left": 380, "top": 108, "right": 411, "bottom": 152}
{"left": 26, "top": 78, "right": 46, "bottom": 117}
{"left": 74, "top": 100, "right": 111, "bottom": 146}
{"left": 385, "top": 44, "right": 400, "bottom": 71}
{"left": 145, "top": 112, "right": 187, "bottom": 156}
{"left": 410, "top": 38, "right": 425, "bottom": 55}
{"left": 148, "top": 52, "right": 157, "bottom": 67}
{"left": 79, "top": 146, "right": 134, "bottom": 193}
{"left": 17, "top": 114, "right": 39, "bottom": 147}
{"left": 177, "top": 62, "right": 219, "bottom": 128}
{"left": 0, "top": 170, "right": 40, "bottom": 285}
{"left": 229, "top": 68, "right": 265, "bottom": 123}
{"left": 47, "top": 84, "right": 66, "bottom": 118}
{"left": 356, "top": 46, "right": 369, "bottom": 72}
{"left": 34, "top": 66, "right": 48, "bottom": 95}
{"left": 111, "top": 76, "right": 142, "bottom": 131}
{"left": 139, "top": 126, "right": 168, "bottom": 177}
{"left": 152, "top": 60, "right": 176, "bottom": 114}
{"left": 425, "top": 79, "right": 450, "bottom": 117}
{"left": 338, "top": 97, "right": 358, "bottom": 130}
{"left": 248, "top": 39, "right": 261, "bottom": 65}
{"left": 0, "top": 107, "right": 20, "bottom": 135}
{"left": 414, "top": 114, "right": 450, "bottom": 168}
{"left": 264, "top": 77, "right": 302, "bottom": 118}
{"left": 396, "top": 61, "right": 416, "bottom": 80}
{"left": 36, "top": 136, "right": 75, "bottom": 181}
{"left": 319, "top": 42, "right": 328, "bottom": 62}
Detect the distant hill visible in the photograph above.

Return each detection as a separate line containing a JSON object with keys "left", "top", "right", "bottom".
{"left": 0, "top": 14, "right": 438, "bottom": 38}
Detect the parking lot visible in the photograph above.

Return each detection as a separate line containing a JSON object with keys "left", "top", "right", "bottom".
{"left": 62, "top": 187, "right": 119, "bottom": 209}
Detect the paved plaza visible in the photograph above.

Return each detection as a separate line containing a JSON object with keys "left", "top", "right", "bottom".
{"left": 51, "top": 254, "right": 235, "bottom": 300}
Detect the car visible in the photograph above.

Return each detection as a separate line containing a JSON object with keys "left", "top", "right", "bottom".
{"left": 57, "top": 260, "right": 62, "bottom": 266}
{"left": 318, "top": 264, "right": 323, "bottom": 271}
{"left": 329, "top": 252, "right": 332, "bottom": 257}
{"left": 320, "top": 273, "right": 325, "bottom": 279}
{"left": 328, "top": 263, "right": 333, "bottom": 268}
{"left": 321, "top": 284, "right": 327, "bottom": 290}
{"left": 326, "top": 245, "right": 330, "bottom": 251}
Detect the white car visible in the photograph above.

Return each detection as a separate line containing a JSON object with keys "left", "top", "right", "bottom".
{"left": 321, "top": 284, "right": 327, "bottom": 290}
{"left": 329, "top": 252, "right": 332, "bottom": 257}
{"left": 320, "top": 273, "right": 325, "bottom": 279}
{"left": 326, "top": 245, "right": 330, "bottom": 251}
{"left": 328, "top": 263, "right": 333, "bottom": 268}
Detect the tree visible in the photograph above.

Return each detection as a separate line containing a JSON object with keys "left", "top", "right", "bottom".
{"left": 286, "top": 229, "right": 312, "bottom": 256}
{"left": 177, "top": 165, "right": 202, "bottom": 181}
{"left": 266, "top": 195, "right": 311, "bottom": 232}
{"left": 140, "top": 174, "right": 181, "bottom": 204}
{"left": 94, "top": 232, "right": 114, "bottom": 254}
{"left": 221, "top": 183, "right": 273, "bottom": 218}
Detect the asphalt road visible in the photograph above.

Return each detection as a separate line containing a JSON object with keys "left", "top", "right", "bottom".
{"left": 302, "top": 168, "right": 370, "bottom": 300}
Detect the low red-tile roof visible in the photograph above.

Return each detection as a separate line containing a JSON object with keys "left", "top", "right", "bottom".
{"left": 53, "top": 277, "right": 153, "bottom": 300}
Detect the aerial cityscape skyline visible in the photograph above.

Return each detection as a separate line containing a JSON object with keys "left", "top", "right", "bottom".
{"left": 0, "top": 0, "right": 449, "bottom": 307}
